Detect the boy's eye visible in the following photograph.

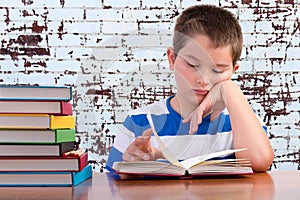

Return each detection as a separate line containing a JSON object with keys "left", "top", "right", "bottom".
{"left": 187, "top": 62, "right": 198, "bottom": 68}
{"left": 212, "top": 69, "right": 223, "bottom": 73}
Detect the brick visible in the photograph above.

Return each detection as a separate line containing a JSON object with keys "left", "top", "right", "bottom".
{"left": 0, "top": 59, "right": 24, "bottom": 71}
{"left": 47, "top": 8, "right": 84, "bottom": 20}
{"left": 238, "top": 60, "right": 253, "bottom": 72}
{"left": 265, "top": 46, "right": 287, "bottom": 58}
{"left": 32, "top": 1, "right": 66, "bottom": 8}
{"left": 253, "top": 59, "right": 272, "bottom": 71}
{"left": 139, "top": 23, "right": 174, "bottom": 35}
{"left": 63, "top": 22, "right": 100, "bottom": 33}
{"left": 142, "top": 0, "right": 176, "bottom": 8}
{"left": 287, "top": 47, "right": 300, "bottom": 59}
{"left": 254, "top": 6, "right": 295, "bottom": 20}
{"left": 239, "top": 8, "right": 257, "bottom": 20}
{"left": 246, "top": 46, "right": 267, "bottom": 59}
{"left": 159, "top": 34, "right": 173, "bottom": 47}
{"left": 123, "top": 34, "right": 162, "bottom": 47}
{"left": 55, "top": 47, "right": 93, "bottom": 59}
{"left": 92, "top": 34, "right": 126, "bottom": 47}
{"left": 48, "top": 34, "right": 84, "bottom": 47}
{"left": 289, "top": 34, "right": 300, "bottom": 46}
{"left": 103, "top": 0, "right": 141, "bottom": 8}
{"left": 255, "top": 20, "right": 276, "bottom": 33}
{"left": 1, "top": 0, "right": 28, "bottom": 7}
{"left": 286, "top": 72, "right": 300, "bottom": 86}
{"left": 0, "top": 73, "right": 18, "bottom": 84}
{"left": 132, "top": 48, "right": 166, "bottom": 61}
{"left": 182, "top": 0, "right": 218, "bottom": 8}
{"left": 271, "top": 138, "right": 288, "bottom": 150}
{"left": 273, "top": 60, "right": 300, "bottom": 72}
{"left": 63, "top": 0, "right": 102, "bottom": 8}
{"left": 46, "top": 59, "right": 81, "bottom": 72}
{"left": 274, "top": 112, "right": 298, "bottom": 124}
{"left": 272, "top": 161, "right": 298, "bottom": 171}
{"left": 254, "top": 33, "right": 275, "bottom": 45}
{"left": 10, "top": 8, "right": 48, "bottom": 21}
{"left": 3, "top": 21, "right": 45, "bottom": 33}
{"left": 17, "top": 73, "right": 57, "bottom": 85}
{"left": 124, "top": 9, "right": 162, "bottom": 21}
{"left": 103, "top": 61, "right": 140, "bottom": 74}
{"left": 85, "top": 9, "right": 123, "bottom": 21}
{"left": 240, "top": 21, "right": 255, "bottom": 34}
{"left": 286, "top": 101, "right": 300, "bottom": 113}
{"left": 102, "top": 22, "right": 138, "bottom": 34}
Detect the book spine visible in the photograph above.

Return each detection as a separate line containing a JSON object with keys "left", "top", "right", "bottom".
{"left": 56, "top": 129, "right": 76, "bottom": 143}
{"left": 68, "top": 86, "right": 73, "bottom": 101}
{"left": 60, "top": 101, "right": 73, "bottom": 115}
{"left": 78, "top": 152, "right": 89, "bottom": 171}
{"left": 60, "top": 142, "right": 75, "bottom": 156}
{"left": 72, "top": 165, "right": 92, "bottom": 186}
{"left": 50, "top": 115, "right": 75, "bottom": 129}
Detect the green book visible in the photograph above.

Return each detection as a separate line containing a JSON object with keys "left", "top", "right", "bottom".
{"left": 0, "top": 129, "right": 76, "bottom": 144}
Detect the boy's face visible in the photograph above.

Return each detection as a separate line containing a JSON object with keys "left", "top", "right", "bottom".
{"left": 167, "top": 35, "right": 239, "bottom": 106}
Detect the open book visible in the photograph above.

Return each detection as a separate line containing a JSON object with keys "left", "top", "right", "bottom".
{"left": 112, "top": 114, "right": 253, "bottom": 178}
{"left": 112, "top": 149, "right": 253, "bottom": 178}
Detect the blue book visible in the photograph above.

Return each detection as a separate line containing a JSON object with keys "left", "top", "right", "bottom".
{"left": 0, "top": 164, "right": 92, "bottom": 186}
{"left": 0, "top": 85, "right": 72, "bottom": 101}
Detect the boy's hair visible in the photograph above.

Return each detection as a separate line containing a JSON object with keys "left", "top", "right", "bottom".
{"left": 173, "top": 4, "right": 243, "bottom": 66}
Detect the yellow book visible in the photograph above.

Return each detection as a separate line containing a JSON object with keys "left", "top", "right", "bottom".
{"left": 0, "top": 114, "right": 75, "bottom": 129}
{"left": 50, "top": 115, "right": 75, "bottom": 129}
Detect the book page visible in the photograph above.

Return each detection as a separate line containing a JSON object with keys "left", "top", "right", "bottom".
{"left": 180, "top": 148, "right": 247, "bottom": 170}
{"left": 146, "top": 114, "right": 184, "bottom": 169}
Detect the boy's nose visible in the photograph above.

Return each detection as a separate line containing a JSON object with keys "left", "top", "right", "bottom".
{"left": 195, "top": 69, "right": 209, "bottom": 85}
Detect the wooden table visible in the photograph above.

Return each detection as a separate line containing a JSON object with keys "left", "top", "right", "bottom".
{"left": 0, "top": 171, "right": 299, "bottom": 199}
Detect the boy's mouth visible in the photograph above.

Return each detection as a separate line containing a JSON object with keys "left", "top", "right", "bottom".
{"left": 193, "top": 89, "right": 208, "bottom": 96}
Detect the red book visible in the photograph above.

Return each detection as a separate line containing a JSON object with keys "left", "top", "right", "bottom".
{"left": 0, "top": 150, "right": 88, "bottom": 172}
{"left": 0, "top": 100, "right": 72, "bottom": 115}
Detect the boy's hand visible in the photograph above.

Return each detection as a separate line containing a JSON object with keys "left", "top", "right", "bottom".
{"left": 122, "top": 128, "right": 164, "bottom": 161}
{"left": 183, "top": 80, "right": 229, "bottom": 134}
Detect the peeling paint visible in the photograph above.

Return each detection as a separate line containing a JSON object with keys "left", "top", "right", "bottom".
{"left": 0, "top": 1, "right": 299, "bottom": 171}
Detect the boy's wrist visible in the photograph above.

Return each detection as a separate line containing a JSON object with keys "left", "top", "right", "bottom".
{"left": 219, "top": 80, "right": 240, "bottom": 105}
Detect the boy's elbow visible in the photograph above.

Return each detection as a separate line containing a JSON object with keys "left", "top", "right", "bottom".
{"left": 251, "top": 150, "right": 274, "bottom": 172}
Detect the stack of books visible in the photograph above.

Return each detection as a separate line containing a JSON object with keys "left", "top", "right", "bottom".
{"left": 0, "top": 85, "right": 92, "bottom": 186}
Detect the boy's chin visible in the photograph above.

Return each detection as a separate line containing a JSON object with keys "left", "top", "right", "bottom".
{"left": 194, "top": 96, "right": 205, "bottom": 105}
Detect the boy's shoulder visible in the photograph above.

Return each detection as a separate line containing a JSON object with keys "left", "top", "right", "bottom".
{"left": 128, "top": 98, "right": 169, "bottom": 116}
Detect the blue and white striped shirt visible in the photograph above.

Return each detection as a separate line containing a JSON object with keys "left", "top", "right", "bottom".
{"left": 106, "top": 96, "right": 267, "bottom": 171}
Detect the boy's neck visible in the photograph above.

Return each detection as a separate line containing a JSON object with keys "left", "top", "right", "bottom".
{"left": 170, "top": 95, "right": 199, "bottom": 119}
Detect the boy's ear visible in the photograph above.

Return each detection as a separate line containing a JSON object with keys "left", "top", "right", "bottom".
{"left": 233, "top": 63, "right": 240, "bottom": 72}
{"left": 167, "top": 48, "right": 176, "bottom": 70}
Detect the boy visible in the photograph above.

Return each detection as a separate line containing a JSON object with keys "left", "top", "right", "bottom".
{"left": 106, "top": 4, "right": 274, "bottom": 176}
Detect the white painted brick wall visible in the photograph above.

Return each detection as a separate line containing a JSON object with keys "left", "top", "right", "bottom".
{"left": 0, "top": 0, "right": 299, "bottom": 172}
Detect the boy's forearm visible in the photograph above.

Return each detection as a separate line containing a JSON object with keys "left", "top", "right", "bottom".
{"left": 221, "top": 80, "right": 274, "bottom": 172}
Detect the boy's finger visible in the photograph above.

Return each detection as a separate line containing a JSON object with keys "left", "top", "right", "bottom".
{"left": 134, "top": 136, "right": 151, "bottom": 146}
{"left": 210, "top": 109, "right": 222, "bottom": 121}
{"left": 142, "top": 128, "right": 153, "bottom": 137}
{"left": 189, "top": 115, "right": 203, "bottom": 135}
{"left": 134, "top": 152, "right": 151, "bottom": 161}
{"left": 189, "top": 121, "right": 197, "bottom": 135}
{"left": 124, "top": 150, "right": 151, "bottom": 161}
{"left": 182, "top": 116, "right": 191, "bottom": 124}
